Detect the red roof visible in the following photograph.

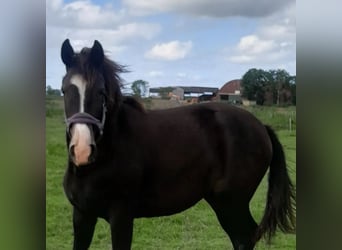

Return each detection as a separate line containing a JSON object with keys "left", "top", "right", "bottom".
{"left": 219, "top": 79, "right": 241, "bottom": 94}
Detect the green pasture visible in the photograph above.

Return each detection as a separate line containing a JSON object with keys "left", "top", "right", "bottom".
{"left": 46, "top": 98, "right": 296, "bottom": 249}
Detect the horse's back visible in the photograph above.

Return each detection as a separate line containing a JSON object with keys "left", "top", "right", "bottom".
{"left": 135, "top": 102, "right": 272, "bottom": 215}
{"left": 146, "top": 102, "right": 270, "bottom": 151}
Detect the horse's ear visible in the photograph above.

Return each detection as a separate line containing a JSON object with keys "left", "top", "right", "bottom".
{"left": 61, "top": 39, "right": 74, "bottom": 67}
{"left": 90, "top": 40, "right": 104, "bottom": 67}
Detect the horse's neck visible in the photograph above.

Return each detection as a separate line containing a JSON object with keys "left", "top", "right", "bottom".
{"left": 103, "top": 104, "right": 145, "bottom": 140}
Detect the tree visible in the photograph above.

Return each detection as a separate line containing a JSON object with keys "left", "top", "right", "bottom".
{"left": 268, "top": 69, "right": 291, "bottom": 105}
{"left": 242, "top": 68, "right": 295, "bottom": 106}
{"left": 46, "top": 85, "right": 61, "bottom": 96}
{"left": 241, "top": 68, "right": 270, "bottom": 105}
{"left": 131, "top": 80, "right": 149, "bottom": 98}
{"left": 289, "top": 76, "right": 296, "bottom": 105}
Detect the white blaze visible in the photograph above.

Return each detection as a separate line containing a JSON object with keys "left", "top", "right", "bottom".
{"left": 70, "top": 74, "right": 86, "bottom": 112}
{"left": 69, "top": 74, "right": 93, "bottom": 166}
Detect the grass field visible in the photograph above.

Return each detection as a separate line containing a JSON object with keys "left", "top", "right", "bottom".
{"left": 46, "top": 98, "right": 296, "bottom": 249}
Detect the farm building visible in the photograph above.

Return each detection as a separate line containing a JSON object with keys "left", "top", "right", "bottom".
{"left": 171, "top": 87, "right": 184, "bottom": 100}
{"left": 180, "top": 86, "right": 218, "bottom": 100}
{"left": 149, "top": 87, "right": 164, "bottom": 98}
{"left": 149, "top": 86, "right": 218, "bottom": 101}
{"left": 216, "top": 79, "right": 242, "bottom": 104}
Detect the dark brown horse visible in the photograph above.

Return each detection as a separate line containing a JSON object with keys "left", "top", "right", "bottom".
{"left": 61, "top": 39, "right": 295, "bottom": 250}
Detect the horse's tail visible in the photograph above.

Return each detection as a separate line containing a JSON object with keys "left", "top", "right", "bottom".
{"left": 255, "top": 125, "right": 296, "bottom": 243}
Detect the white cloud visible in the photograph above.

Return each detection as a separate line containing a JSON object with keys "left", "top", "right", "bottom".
{"left": 47, "top": 0, "right": 126, "bottom": 29}
{"left": 174, "top": 72, "right": 203, "bottom": 83}
{"left": 49, "top": 0, "right": 63, "bottom": 11}
{"left": 145, "top": 41, "right": 192, "bottom": 60}
{"left": 148, "top": 71, "right": 164, "bottom": 77}
{"left": 47, "top": 22, "right": 161, "bottom": 50}
{"left": 228, "top": 35, "right": 278, "bottom": 63}
{"left": 46, "top": 0, "right": 161, "bottom": 50}
{"left": 228, "top": 34, "right": 292, "bottom": 64}
{"left": 229, "top": 55, "right": 254, "bottom": 63}
{"left": 66, "top": 22, "right": 160, "bottom": 44}
{"left": 227, "top": 2, "right": 295, "bottom": 66}
{"left": 237, "top": 35, "right": 276, "bottom": 55}
{"left": 124, "top": 0, "right": 295, "bottom": 18}
{"left": 46, "top": 0, "right": 162, "bottom": 89}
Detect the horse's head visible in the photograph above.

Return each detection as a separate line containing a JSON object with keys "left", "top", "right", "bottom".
{"left": 60, "top": 39, "right": 123, "bottom": 166}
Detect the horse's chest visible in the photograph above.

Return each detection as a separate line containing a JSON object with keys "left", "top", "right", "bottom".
{"left": 64, "top": 174, "right": 109, "bottom": 213}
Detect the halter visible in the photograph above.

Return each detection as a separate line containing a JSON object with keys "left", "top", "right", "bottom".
{"left": 65, "top": 103, "right": 107, "bottom": 136}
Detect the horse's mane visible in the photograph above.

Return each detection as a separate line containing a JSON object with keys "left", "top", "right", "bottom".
{"left": 102, "top": 56, "right": 128, "bottom": 108}
{"left": 100, "top": 55, "right": 145, "bottom": 113}
{"left": 77, "top": 47, "right": 146, "bottom": 114}
{"left": 78, "top": 48, "right": 128, "bottom": 109}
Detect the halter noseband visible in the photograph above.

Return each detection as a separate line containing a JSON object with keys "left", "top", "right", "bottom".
{"left": 65, "top": 104, "right": 107, "bottom": 136}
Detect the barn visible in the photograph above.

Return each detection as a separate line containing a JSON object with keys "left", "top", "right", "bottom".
{"left": 216, "top": 79, "right": 242, "bottom": 104}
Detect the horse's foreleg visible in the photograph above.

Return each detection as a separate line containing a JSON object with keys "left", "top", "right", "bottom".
{"left": 72, "top": 207, "right": 97, "bottom": 250}
{"left": 109, "top": 203, "right": 134, "bottom": 250}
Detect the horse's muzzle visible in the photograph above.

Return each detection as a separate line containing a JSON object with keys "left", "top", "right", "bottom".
{"left": 69, "top": 143, "right": 97, "bottom": 166}
{"left": 67, "top": 122, "right": 98, "bottom": 166}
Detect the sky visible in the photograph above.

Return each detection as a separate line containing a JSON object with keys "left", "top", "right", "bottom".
{"left": 46, "top": 0, "right": 296, "bottom": 90}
